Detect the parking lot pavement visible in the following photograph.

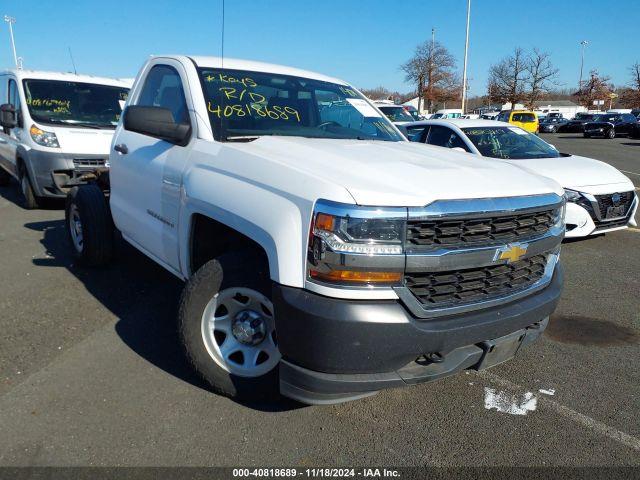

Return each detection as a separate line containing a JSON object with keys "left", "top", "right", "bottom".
{"left": 0, "top": 137, "right": 639, "bottom": 466}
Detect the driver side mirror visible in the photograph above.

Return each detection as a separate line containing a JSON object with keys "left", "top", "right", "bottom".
{"left": 0, "top": 103, "right": 17, "bottom": 132}
{"left": 123, "top": 105, "right": 191, "bottom": 146}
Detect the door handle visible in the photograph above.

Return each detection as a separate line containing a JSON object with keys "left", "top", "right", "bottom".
{"left": 114, "top": 143, "right": 128, "bottom": 154}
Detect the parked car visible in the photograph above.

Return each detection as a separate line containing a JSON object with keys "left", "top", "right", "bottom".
{"left": 539, "top": 117, "right": 570, "bottom": 133}
{"left": 375, "top": 103, "right": 415, "bottom": 125}
{"left": 495, "top": 110, "right": 539, "bottom": 134}
{"left": 583, "top": 113, "right": 639, "bottom": 138}
{"left": 431, "top": 108, "right": 462, "bottom": 119}
{"left": 63, "top": 55, "right": 565, "bottom": 405}
{"left": 402, "top": 105, "right": 424, "bottom": 121}
{"left": 405, "top": 119, "right": 637, "bottom": 238}
{"left": 0, "top": 69, "right": 132, "bottom": 208}
{"left": 631, "top": 108, "right": 640, "bottom": 120}
{"left": 559, "top": 113, "right": 599, "bottom": 133}
{"left": 479, "top": 111, "right": 500, "bottom": 120}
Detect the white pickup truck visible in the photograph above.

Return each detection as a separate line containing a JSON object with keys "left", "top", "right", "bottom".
{"left": 64, "top": 55, "right": 566, "bottom": 405}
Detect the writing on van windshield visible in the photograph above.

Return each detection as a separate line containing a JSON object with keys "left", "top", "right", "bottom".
{"left": 26, "top": 98, "right": 71, "bottom": 113}
{"left": 205, "top": 72, "right": 301, "bottom": 122}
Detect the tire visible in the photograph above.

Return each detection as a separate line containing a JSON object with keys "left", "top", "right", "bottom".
{"left": 0, "top": 167, "right": 10, "bottom": 186}
{"left": 550, "top": 127, "right": 556, "bottom": 133}
{"left": 19, "top": 166, "right": 40, "bottom": 209}
{"left": 607, "top": 128, "right": 616, "bottom": 139}
{"left": 178, "top": 251, "right": 280, "bottom": 402}
{"left": 65, "top": 185, "right": 114, "bottom": 266}
{"left": 583, "top": 133, "right": 590, "bottom": 138}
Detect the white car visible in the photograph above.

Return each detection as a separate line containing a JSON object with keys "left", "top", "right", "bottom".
{"left": 373, "top": 102, "right": 415, "bottom": 125}
{"left": 0, "top": 69, "right": 132, "bottom": 208}
{"left": 64, "top": 55, "right": 565, "bottom": 404}
{"left": 406, "top": 119, "right": 638, "bottom": 238}
{"left": 431, "top": 109, "right": 463, "bottom": 119}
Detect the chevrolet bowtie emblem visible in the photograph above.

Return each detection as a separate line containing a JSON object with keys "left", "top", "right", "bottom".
{"left": 494, "top": 243, "right": 529, "bottom": 263}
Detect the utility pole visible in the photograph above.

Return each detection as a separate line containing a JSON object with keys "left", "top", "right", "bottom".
{"left": 428, "top": 28, "right": 435, "bottom": 114}
{"left": 3, "top": 15, "right": 18, "bottom": 68}
{"left": 461, "top": 0, "right": 471, "bottom": 114}
{"left": 578, "top": 40, "right": 588, "bottom": 90}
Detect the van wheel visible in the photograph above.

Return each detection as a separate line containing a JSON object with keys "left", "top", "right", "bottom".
{"left": 607, "top": 129, "right": 616, "bottom": 139}
{"left": 179, "top": 252, "right": 280, "bottom": 402}
{"left": 65, "top": 185, "right": 114, "bottom": 266}
{"left": 0, "top": 168, "right": 10, "bottom": 186}
{"left": 19, "top": 167, "right": 40, "bottom": 209}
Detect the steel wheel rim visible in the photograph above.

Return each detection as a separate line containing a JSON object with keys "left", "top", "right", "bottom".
{"left": 69, "top": 204, "right": 84, "bottom": 253}
{"left": 201, "top": 287, "right": 280, "bottom": 377}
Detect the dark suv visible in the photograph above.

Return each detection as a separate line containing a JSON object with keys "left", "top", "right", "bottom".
{"left": 583, "top": 113, "right": 639, "bottom": 138}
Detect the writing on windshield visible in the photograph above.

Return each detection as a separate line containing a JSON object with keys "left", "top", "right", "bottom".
{"left": 23, "top": 79, "right": 130, "bottom": 129}
{"left": 198, "top": 68, "right": 403, "bottom": 143}
{"left": 462, "top": 127, "right": 560, "bottom": 159}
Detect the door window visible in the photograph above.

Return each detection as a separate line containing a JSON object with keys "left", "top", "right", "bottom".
{"left": 136, "top": 65, "right": 190, "bottom": 125}
{"left": 8, "top": 79, "right": 21, "bottom": 124}
{"left": 405, "top": 125, "right": 429, "bottom": 142}
{"left": 427, "top": 126, "right": 470, "bottom": 151}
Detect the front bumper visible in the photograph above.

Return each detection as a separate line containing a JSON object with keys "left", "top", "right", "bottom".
{"left": 565, "top": 195, "right": 638, "bottom": 238}
{"left": 24, "top": 150, "right": 108, "bottom": 197}
{"left": 274, "top": 263, "right": 563, "bottom": 405}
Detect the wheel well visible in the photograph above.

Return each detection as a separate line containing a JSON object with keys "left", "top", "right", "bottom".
{"left": 190, "top": 214, "right": 270, "bottom": 275}
{"left": 16, "top": 156, "right": 25, "bottom": 176}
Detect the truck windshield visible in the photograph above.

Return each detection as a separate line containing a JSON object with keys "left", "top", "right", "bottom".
{"left": 198, "top": 68, "right": 404, "bottom": 142}
{"left": 462, "top": 126, "right": 560, "bottom": 159}
{"left": 378, "top": 106, "right": 414, "bottom": 122}
{"left": 23, "top": 79, "right": 130, "bottom": 129}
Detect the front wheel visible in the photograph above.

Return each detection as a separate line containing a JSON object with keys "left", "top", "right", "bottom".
{"left": 607, "top": 128, "right": 616, "bottom": 139}
{"left": 65, "top": 185, "right": 114, "bottom": 266}
{"left": 20, "top": 168, "right": 40, "bottom": 209}
{"left": 178, "top": 252, "right": 280, "bottom": 401}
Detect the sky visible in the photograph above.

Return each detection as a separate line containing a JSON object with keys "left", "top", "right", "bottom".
{"left": 1, "top": 0, "right": 638, "bottom": 97}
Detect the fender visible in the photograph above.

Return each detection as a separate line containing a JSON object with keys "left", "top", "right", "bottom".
{"left": 179, "top": 164, "right": 312, "bottom": 288}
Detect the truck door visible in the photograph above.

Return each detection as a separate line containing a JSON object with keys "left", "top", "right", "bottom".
{"left": 0, "top": 76, "right": 22, "bottom": 176}
{"left": 109, "top": 61, "right": 194, "bottom": 272}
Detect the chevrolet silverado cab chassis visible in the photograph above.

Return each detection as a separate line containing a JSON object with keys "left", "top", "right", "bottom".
{"left": 64, "top": 55, "right": 566, "bottom": 404}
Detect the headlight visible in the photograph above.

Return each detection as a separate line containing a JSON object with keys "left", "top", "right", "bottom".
{"left": 563, "top": 189, "right": 582, "bottom": 203}
{"left": 307, "top": 200, "right": 406, "bottom": 287}
{"left": 30, "top": 125, "right": 60, "bottom": 148}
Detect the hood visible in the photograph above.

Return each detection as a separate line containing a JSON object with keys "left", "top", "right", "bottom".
{"left": 48, "top": 126, "right": 116, "bottom": 155}
{"left": 230, "top": 137, "right": 563, "bottom": 206}
{"left": 504, "top": 154, "right": 634, "bottom": 192}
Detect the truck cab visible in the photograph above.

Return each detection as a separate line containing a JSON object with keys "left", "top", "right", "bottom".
{"left": 0, "top": 69, "right": 131, "bottom": 208}
{"left": 64, "top": 55, "right": 565, "bottom": 405}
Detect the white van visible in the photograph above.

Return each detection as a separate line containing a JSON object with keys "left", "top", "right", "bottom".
{"left": 0, "top": 70, "right": 132, "bottom": 208}
{"left": 431, "top": 108, "right": 463, "bottom": 119}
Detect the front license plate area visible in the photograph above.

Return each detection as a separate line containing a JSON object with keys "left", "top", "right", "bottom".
{"left": 476, "top": 329, "right": 526, "bottom": 370}
{"left": 606, "top": 205, "right": 626, "bottom": 218}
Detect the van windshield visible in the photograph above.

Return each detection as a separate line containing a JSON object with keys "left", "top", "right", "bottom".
{"left": 462, "top": 126, "right": 560, "bottom": 159}
{"left": 198, "top": 68, "right": 404, "bottom": 142}
{"left": 23, "top": 79, "right": 130, "bottom": 129}
{"left": 378, "top": 106, "right": 414, "bottom": 122}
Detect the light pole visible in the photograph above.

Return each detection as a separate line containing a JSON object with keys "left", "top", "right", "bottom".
{"left": 578, "top": 40, "right": 588, "bottom": 90}
{"left": 461, "top": 0, "right": 471, "bottom": 113}
{"left": 3, "top": 15, "right": 18, "bottom": 68}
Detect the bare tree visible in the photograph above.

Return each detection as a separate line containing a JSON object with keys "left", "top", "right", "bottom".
{"left": 573, "top": 70, "right": 614, "bottom": 108}
{"left": 401, "top": 40, "right": 459, "bottom": 112}
{"left": 620, "top": 62, "right": 640, "bottom": 108}
{"left": 525, "top": 49, "right": 559, "bottom": 108}
{"left": 360, "top": 86, "right": 392, "bottom": 101}
{"left": 487, "top": 48, "right": 528, "bottom": 108}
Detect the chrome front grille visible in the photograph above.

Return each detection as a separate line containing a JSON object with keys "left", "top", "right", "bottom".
{"left": 594, "top": 191, "right": 634, "bottom": 218}
{"left": 406, "top": 209, "right": 558, "bottom": 249}
{"left": 396, "top": 194, "right": 565, "bottom": 319}
{"left": 405, "top": 254, "right": 548, "bottom": 309}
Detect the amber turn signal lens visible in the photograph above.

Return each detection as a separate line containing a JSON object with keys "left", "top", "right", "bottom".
{"left": 309, "top": 269, "right": 402, "bottom": 284}
{"left": 314, "top": 213, "right": 335, "bottom": 231}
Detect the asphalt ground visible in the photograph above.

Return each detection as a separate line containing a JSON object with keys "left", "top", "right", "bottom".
{"left": 0, "top": 134, "right": 639, "bottom": 467}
